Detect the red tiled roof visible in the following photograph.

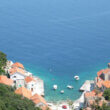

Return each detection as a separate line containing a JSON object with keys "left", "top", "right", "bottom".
{"left": 9, "top": 67, "right": 25, "bottom": 75}
{"left": 85, "top": 91, "right": 96, "bottom": 98}
{"left": 31, "top": 94, "right": 47, "bottom": 105}
{"left": 25, "top": 76, "right": 35, "bottom": 83}
{"left": 0, "top": 75, "right": 13, "bottom": 86}
{"left": 15, "top": 87, "right": 32, "bottom": 99}
{"left": 102, "top": 81, "right": 110, "bottom": 88}
{"left": 12, "top": 62, "right": 24, "bottom": 69}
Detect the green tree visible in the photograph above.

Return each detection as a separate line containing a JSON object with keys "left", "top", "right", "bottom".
{"left": 0, "top": 84, "right": 41, "bottom": 110}
{"left": 0, "top": 51, "right": 7, "bottom": 75}
{"left": 103, "top": 88, "right": 110, "bottom": 101}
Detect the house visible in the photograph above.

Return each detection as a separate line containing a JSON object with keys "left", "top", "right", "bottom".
{"left": 25, "top": 76, "right": 44, "bottom": 96}
{"left": 9, "top": 67, "right": 26, "bottom": 88}
{"left": 97, "top": 69, "right": 110, "bottom": 81}
{"left": 0, "top": 75, "right": 13, "bottom": 86}
{"left": 84, "top": 90, "right": 103, "bottom": 107}
{"left": 25, "top": 76, "right": 37, "bottom": 95}
{"left": 15, "top": 87, "right": 32, "bottom": 99}
{"left": 12, "top": 62, "right": 24, "bottom": 69}
{"left": 30, "top": 94, "right": 48, "bottom": 109}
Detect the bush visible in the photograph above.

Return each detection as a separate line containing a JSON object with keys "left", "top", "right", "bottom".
{"left": 0, "top": 84, "right": 41, "bottom": 110}
{"left": 0, "top": 51, "right": 7, "bottom": 75}
{"left": 103, "top": 88, "right": 110, "bottom": 101}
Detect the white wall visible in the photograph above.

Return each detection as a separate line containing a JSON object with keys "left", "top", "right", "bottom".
{"left": 10, "top": 72, "right": 25, "bottom": 81}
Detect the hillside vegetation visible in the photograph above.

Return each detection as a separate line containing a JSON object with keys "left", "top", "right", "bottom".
{"left": 0, "top": 84, "right": 41, "bottom": 110}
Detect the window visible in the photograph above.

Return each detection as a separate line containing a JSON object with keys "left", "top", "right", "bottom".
{"left": 31, "top": 88, "right": 33, "bottom": 91}
{"left": 14, "top": 76, "right": 16, "bottom": 78}
{"left": 14, "top": 81, "right": 16, "bottom": 84}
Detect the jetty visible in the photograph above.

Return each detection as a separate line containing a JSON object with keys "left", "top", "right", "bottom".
{"left": 80, "top": 80, "right": 94, "bottom": 92}
{"left": 72, "top": 80, "right": 95, "bottom": 110}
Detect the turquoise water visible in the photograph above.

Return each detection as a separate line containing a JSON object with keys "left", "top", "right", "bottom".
{"left": 0, "top": 0, "right": 110, "bottom": 101}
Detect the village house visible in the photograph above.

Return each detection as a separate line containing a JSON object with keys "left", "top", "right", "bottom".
{"left": 15, "top": 87, "right": 49, "bottom": 110}
{"left": 30, "top": 94, "right": 48, "bottom": 110}
{"left": 15, "top": 86, "right": 32, "bottom": 99}
{"left": 84, "top": 90, "right": 104, "bottom": 107}
{"left": 8, "top": 62, "right": 32, "bottom": 88}
{"left": 11, "top": 62, "right": 32, "bottom": 76}
{"left": 25, "top": 76, "right": 37, "bottom": 95}
{"left": 84, "top": 63, "right": 110, "bottom": 109}
{"left": 24, "top": 76, "right": 44, "bottom": 96}
{"left": 9, "top": 67, "right": 26, "bottom": 88}
{"left": 12, "top": 62, "right": 24, "bottom": 69}
{"left": 0, "top": 75, "right": 13, "bottom": 86}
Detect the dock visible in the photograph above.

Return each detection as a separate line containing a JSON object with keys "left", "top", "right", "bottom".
{"left": 80, "top": 80, "right": 94, "bottom": 92}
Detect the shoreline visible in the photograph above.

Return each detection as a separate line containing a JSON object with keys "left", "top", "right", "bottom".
{"left": 6, "top": 60, "right": 95, "bottom": 110}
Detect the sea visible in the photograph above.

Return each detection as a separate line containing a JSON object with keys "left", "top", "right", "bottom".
{"left": 0, "top": 0, "right": 110, "bottom": 102}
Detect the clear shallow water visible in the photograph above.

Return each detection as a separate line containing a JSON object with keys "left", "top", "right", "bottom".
{"left": 0, "top": 0, "right": 110, "bottom": 101}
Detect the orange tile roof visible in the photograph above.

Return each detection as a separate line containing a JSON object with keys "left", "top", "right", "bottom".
{"left": 85, "top": 91, "right": 96, "bottom": 98}
{"left": 15, "top": 87, "right": 32, "bottom": 99}
{"left": 102, "top": 81, "right": 110, "bottom": 88}
{"left": 9, "top": 67, "right": 25, "bottom": 75}
{"left": 12, "top": 62, "right": 24, "bottom": 69}
{"left": 31, "top": 94, "right": 47, "bottom": 105}
{"left": 25, "top": 76, "right": 35, "bottom": 83}
{"left": 0, "top": 75, "right": 13, "bottom": 86}
{"left": 85, "top": 90, "right": 103, "bottom": 98}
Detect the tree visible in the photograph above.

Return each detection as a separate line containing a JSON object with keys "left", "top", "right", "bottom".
{"left": 0, "top": 84, "right": 41, "bottom": 110}
{"left": 103, "top": 88, "right": 110, "bottom": 101}
{"left": 0, "top": 51, "right": 7, "bottom": 75}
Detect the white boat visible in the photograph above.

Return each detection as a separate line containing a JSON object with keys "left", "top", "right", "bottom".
{"left": 74, "top": 76, "right": 80, "bottom": 80}
{"left": 60, "top": 90, "right": 64, "bottom": 94}
{"left": 67, "top": 85, "right": 73, "bottom": 89}
{"left": 53, "top": 85, "right": 57, "bottom": 90}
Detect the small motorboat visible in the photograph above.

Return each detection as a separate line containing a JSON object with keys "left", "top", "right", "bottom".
{"left": 53, "top": 85, "right": 58, "bottom": 90}
{"left": 74, "top": 76, "right": 80, "bottom": 80}
{"left": 60, "top": 90, "right": 64, "bottom": 94}
{"left": 67, "top": 85, "right": 73, "bottom": 89}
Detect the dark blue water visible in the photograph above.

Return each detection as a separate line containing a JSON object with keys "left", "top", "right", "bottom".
{"left": 0, "top": 0, "right": 110, "bottom": 101}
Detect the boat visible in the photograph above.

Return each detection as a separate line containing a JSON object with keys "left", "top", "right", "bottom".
{"left": 74, "top": 76, "right": 80, "bottom": 80}
{"left": 60, "top": 90, "right": 64, "bottom": 94}
{"left": 67, "top": 85, "right": 73, "bottom": 89}
{"left": 53, "top": 85, "right": 57, "bottom": 90}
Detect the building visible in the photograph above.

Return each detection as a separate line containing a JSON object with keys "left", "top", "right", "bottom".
{"left": 30, "top": 94, "right": 47, "bottom": 108}
{"left": 25, "top": 76, "right": 37, "bottom": 95}
{"left": 12, "top": 62, "right": 24, "bottom": 69}
{"left": 0, "top": 75, "right": 13, "bottom": 86}
{"left": 9, "top": 67, "right": 26, "bottom": 88}
{"left": 97, "top": 69, "right": 110, "bottom": 81}
{"left": 84, "top": 90, "right": 103, "bottom": 107}
{"left": 15, "top": 87, "right": 32, "bottom": 99}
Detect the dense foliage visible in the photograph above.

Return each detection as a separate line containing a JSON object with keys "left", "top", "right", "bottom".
{"left": 90, "top": 103, "right": 110, "bottom": 110}
{"left": 0, "top": 84, "right": 41, "bottom": 110}
{"left": 0, "top": 51, "right": 7, "bottom": 75}
{"left": 90, "top": 96, "right": 110, "bottom": 110}
{"left": 103, "top": 88, "right": 110, "bottom": 101}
